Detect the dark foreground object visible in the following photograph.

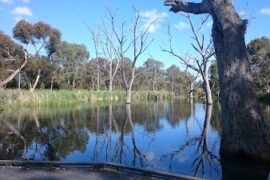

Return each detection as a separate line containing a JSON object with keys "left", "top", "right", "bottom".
{"left": 0, "top": 166, "right": 157, "bottom": 180}
{"left": 0, "top": 161, "right": 200, "bottom": 180}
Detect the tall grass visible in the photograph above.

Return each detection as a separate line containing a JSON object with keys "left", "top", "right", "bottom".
{"left": 0, "top": 89, "right": 174, "bottom": 108}
{"left": 132, "top": 90, "right": 175, "bottom": 101}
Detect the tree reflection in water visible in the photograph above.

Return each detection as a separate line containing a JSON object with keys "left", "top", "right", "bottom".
{"left": 161, "top": 104, "right": 220, "bottom": 178}
{"left": 0, "top": 102, "right": 269, "bottom": 179}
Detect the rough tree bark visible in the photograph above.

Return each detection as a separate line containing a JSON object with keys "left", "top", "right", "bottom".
{"left": 165, "top": 0, "right": 270, "bottom": 161}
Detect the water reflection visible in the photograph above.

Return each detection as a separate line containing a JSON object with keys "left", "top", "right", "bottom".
{"left": 0, "top": 102, "right": 269, "bottom": 179}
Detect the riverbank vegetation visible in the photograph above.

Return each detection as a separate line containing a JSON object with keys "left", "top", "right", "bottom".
{"left": 0, "top": 90, "right": 175, "bottom": 108}
{"left": 1, "top": 13, "right": 269, "bottom": 107}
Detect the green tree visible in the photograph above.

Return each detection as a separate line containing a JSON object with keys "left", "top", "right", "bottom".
{"left": 0, "top": 31, "right": 27, "bottom": 88}
{"left": 247, "top": 37, "right": 270, "bottom": 94}
{"left": 12, "top": 20, "right": 61, "bottom": 91}
{"left": 143, "top": 58, "right": 165, "bottom": 93}
{"left": 52, "top": 42, "right": 89, "bottom": 89}
{"left": 13, "top": 20, "right": 61, "bottom": 58}
{"left": 209, "top": 60, "right": 219, "bottom": 98}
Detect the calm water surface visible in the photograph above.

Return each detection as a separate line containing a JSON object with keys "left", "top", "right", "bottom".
{"left": 0, "top": 101, "right": 269, "bottom": 179}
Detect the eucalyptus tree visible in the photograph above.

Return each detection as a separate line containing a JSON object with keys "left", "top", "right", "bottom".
{"left": 52, "top": 42, "right": 89, "bottom": 89}
{"left": 166, "top": 65, "right": 180, "bottom": 93}
{"left": 247, "top": 37, "right": 270, "bottom": 94}
{"left": 164, "top": 0, "right": 269, "bottom": 160}
{"left": 0, "top": 31, "right": 28, "bottom": 88}
{"left": 12, "top": 20, "right": 61, "bottom": 91}
{"left": 209, "top": 60, "right": 219, "bottom": 98}
{"left": 143, "top": 58, "right": 165, "bottom": 95}
{"left": 13, "top": 20, "right": 61, "bottom": 58}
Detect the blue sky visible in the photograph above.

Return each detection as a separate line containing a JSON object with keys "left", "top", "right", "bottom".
{"left": 0, "top": 0, "right": 270, "bottom": 69}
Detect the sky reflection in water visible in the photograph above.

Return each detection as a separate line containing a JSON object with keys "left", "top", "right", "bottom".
{"left": 0, "top": 101, "right": 269, "bottom": 179}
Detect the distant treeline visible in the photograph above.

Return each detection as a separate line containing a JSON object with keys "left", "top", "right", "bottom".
{"left": 0, "top": 19, "right": 269, "bottom": 103}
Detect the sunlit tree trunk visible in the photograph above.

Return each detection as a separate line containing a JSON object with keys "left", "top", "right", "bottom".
{"left": 203, "top": 70, "right": 213, "bottom": 104}
{"left": 50, "top": 76, "right": 54, "bottom": 91}
{"left": 30, "top": 69, "right": 41, "bottom": 92}
{"left": 0, "top": 50, "right": 28, "bottom": 88}
{"left": 18, "top": 72, "right": 21, "bottom": 91}
{"left": 97, "top": 64, "right": 100, "bottom": 91}
{"left": 189, "top": 81, "right": 194, "bottom": 101}
{"left": 72, "top": 68, "right": 77, "bottom": 90}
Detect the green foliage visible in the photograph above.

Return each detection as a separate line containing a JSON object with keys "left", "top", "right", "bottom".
{"left": 52, "top": 42, "right": 89, "bottom": 89}
{"left": 13, "top": 20, "right": 61, "bottom": 58}
{"left": 12, "top": 20, "right": 33, "bottom": 44}
{"left": 0, "top": 31, "right": 23, "bottom": 59}
{"left": 1, "top": 18, "right": 208, "bottom": 101}
{"left": 247, "top": 37, "right": 270, "bottom": 94}
{"left": 209, "top": 60, "right": 219, "bottom": 97}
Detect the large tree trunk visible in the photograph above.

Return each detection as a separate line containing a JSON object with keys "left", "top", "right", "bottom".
{"left": 164, "top": 0, "right": 270, "bottom": 161}
{"left": 211, "top": 2, "right": 270, "bottom": 160}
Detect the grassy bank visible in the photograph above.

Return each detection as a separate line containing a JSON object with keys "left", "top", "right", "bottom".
{"left": 0, "top": 89, "right": 174, "bottom": 108}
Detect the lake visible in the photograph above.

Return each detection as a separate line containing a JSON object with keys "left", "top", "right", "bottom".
{"left": 0, "top": 101, "right": 269, "bottom": 179}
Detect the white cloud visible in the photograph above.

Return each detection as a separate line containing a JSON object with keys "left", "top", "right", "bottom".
{"left": 239, "top": 10, "right": 248, "bottom": 17}
{"left": 174, "top": 22, "right": 189, "bottom": 31}
{"left": 260, "top": 8, "right": 270, "bottom": 16}
{"left": 0, "top": 0, "right": 13, "bottom": 4}
{"left": 22, "top": 0, "right": 31, "bottom": 3}
{"left": 14, "top": 16, "right": 25, "bottom": 22}
{"left": 11, "top": 6, "right": 32, "bottom": 16}
{"left": 140, "top": 9, "right": 167, "bottom": 33}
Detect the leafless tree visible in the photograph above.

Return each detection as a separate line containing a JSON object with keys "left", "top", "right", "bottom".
{"left": 163, "top": 14, "right": 214, "bottom": 104}
{"left": 161, "top": 105, "right": 219, "bottom": 178}
{"left": 109, "top": 9, "right": 155, "bottom": 104}
{"left": 90, "top": 29, "right": 101, "bottom": 91}
{"left": 99, "top": 18, "right": 120, "bottom": 92}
